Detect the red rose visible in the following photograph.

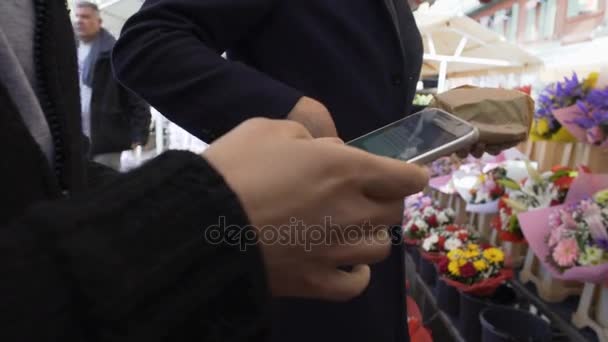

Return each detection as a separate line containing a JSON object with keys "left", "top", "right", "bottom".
{"left": 481, "top": 243, "right": 492, "bottom": 250}
{"left": 498, "top": 198, "right": 507, "bottom": 210}
{"left": 438, "top": 236, "right": 447, "bottom": 250}
{"left": 490, "top": 186, "right": 505, "bottom": 198}
{"left": 551, "top": 165, "right": 567, "bottom": 173}
{"left": 446, "top": 225, "right": 460, "bottom": 232}
{"left": 410, "top": 225, "right": 419, "bottom": 233}
{"left": 427, "top": 215, "right": 438, "bottom": 228}
{"left": 460, "top": 262, "right": 477, "bottom": 278}
{"left": 550, "top": 199, "right": 561, "bottom": 206}
{"left": 438, "top": 256, "right": 449, "bottom": 274}
{"left": 458, "top": 232, "right": 469, "bottom": 242}
{"left": 554, "top": 176, "right": 574, "bottom": 190}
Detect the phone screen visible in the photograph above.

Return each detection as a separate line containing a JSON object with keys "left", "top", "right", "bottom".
{"left": 347, "top": 109, "right": 475, "bottom": 161}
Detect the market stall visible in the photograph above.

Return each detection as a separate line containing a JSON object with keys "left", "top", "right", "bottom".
{"left": 404, "top": 78, "right": 608, "bottom": 340}
{"left": 414, "top": 14, "right": 542, "bottom": 93}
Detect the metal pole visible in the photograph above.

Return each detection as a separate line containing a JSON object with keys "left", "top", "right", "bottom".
{"left": 437, "top": 60, "right": 448, "bottom": 93}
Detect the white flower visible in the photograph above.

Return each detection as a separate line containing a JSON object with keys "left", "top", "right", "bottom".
{"left": 422, "top": 234, "right": 439, "bottom": 251}
{"left": 437, "top": 211, "right": 451, "bottom": 225}
{"left": 444, "top": 208, "right": 455, "bottom": 217}
{"left": 423, "top": 206, "right": 435, "bottom": 216}
{"left": 444, "top": 237, "right": 463, "bottom": 251}
{"left": 414, "top": 218, "right": 429, "bottom": 231}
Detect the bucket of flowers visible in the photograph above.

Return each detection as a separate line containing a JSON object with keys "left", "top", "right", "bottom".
{"left": 437, "top": 244, "right": 513, "bottom": 296}
{"left": 435, "top": 244, "right": 513, "bottom": 316}
{"left": 418, "top": 225, "right": 478, "bottom": 285}
{"left": 402, "top": 193, "right": 455, "bottom": 267}
{"left": 403, "top": 198, "right": 456, "bottom": 245}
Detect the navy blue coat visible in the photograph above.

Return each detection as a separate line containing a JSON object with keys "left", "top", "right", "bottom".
{"left": 113, "top": 1, "right": 423, "bottom": 341}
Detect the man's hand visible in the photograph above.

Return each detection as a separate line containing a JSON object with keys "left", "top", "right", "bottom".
{"left": 286, "top": 96, "right": 338, "bottom": 138}
{"left": 204, "top": 118, "right": 428, "bottom": 301}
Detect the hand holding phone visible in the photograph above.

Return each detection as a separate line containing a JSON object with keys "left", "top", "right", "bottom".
{"left": 347, "top": 109, "right": 479, "bottom": 164}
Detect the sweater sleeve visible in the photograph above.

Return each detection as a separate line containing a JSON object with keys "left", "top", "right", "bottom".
{"left": 111, "top": 0, "right": 304, "bottom": 143}
{"left": 0, "top": 150, "right": 270, "bottom": 341}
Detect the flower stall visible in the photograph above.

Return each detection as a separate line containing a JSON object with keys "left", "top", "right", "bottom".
{"left": 404, "top": 70, "right": 608, "bottom": 342}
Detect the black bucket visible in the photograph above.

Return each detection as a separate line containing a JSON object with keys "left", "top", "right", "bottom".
{"left": 480, "top": 307, "right": 551, "bottom": 342}
{"left": 419, "top": 257, "right": 437, "bottom": 286}
{"left": 458, "top": 286, "right": 517, "bottom": 342}
{"left": 435, "top": 278, "right": 459, "bottom": 316}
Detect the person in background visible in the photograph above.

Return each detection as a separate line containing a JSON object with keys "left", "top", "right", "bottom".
{"left": 0, "top": 0, "right": 428, "bottom": 340}
{"left": 74, "top": 1, "right": 150, "bottom": 170}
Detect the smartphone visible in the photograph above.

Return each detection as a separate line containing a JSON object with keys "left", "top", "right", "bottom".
{"left": 347, "top": 108, "right": 479, "bottom": 164}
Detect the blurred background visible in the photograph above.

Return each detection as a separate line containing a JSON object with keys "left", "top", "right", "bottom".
{"left": 66, "top": 0, "right": 608, "bottom": 167}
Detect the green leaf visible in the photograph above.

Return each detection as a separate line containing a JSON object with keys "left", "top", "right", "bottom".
{"left": 502, "top": 198, "right": 528, "bottom": 212}
{"left": 497, "top": 178, "right": 521, "bottom": 191}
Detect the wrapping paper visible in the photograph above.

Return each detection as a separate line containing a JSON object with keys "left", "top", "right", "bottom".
{"left": 554, "top": 105, "right": 608, "bottom": 147}
{"left": 420, "top": 251, "right": 445, "bottom": 264}
{"left": 453, "top": 159, "right": 534, "bottom": 214}
{"left": 429, "top": 175, "right": 454, "bottom": 194}
{"left": 429, "top": 86, "right": 534, "bottom": 148}
{"left": 440, "top": 269, "right": 514, "bottom": 297}
{"left": 407, "top": 297, "right": 433, "bottom": 342}
{"left": 518, "top": 173, "right": 608, "bottom": 283}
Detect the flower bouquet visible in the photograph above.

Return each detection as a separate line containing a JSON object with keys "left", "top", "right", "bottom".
{"left": 531, "top": 72, "right": 597, "bottom": 142}
{"left": 545, "top": 194, "right": 608, "bottom": 275}
{"left": 421, "top": 225, "right": 477, "bottom": 254}
{"left": 403, "top": 195, "right": 456, "bottom": 245}
{"left": 469, "top": 167, "right": 508, "bottom": 204}
{"left": 429, "top": 156, "right": 461, "bottom": 178}
{"left": 555, "top": 86, "right": 608, "bottom": 147}
{"left": 519, "top": 173, "right": 608, "bottom": 283}
{"left": 493, "top": 165, "right": 579, "bottom": 242}
{"left": 437, "top": 244, "right": 513, "bottom": 296}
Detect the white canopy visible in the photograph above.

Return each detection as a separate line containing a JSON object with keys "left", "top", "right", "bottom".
{"left": 414, "top": 14, "right": 543, "bottom": 92}
{"left": 97, "top": 0, "right": 143, "bottom": 36}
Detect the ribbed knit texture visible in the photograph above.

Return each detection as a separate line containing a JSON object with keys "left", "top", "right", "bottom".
{"left": 1, "top": 151, "right": 270, "bottom": 341}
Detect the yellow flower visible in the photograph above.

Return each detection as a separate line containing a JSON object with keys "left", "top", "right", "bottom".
{"left": 584, "top": 72, "right": 599, "bottom": 90}
{"left": 467, "top": 244, "right": 480, "bottom": 251}
{"left": 456, "top": 258, "right": 467, "bottom": 267}
{"left": 473, "top": 259, "right": 489, "bottom": 272}
{"left": 594, "top": 189, "right": 608, "bottom": 206}
{"left": 535, "top": 118, "right": 550, "bottom": 136}
{"left": 483, "top": 248, "right": 505, "bottom": 264}
{"left": 464, "top": 250, "right": 480, "bottom": 259}
{"left": 448, "top": 261, "right": 461, "bottom": 276}
{"left": 448, "top": 249, "right": 465, "bottom": 261}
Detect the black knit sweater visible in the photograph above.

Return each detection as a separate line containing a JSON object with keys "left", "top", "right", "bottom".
{"left": 0, "top": 1, "right": 269, "bottom": 341}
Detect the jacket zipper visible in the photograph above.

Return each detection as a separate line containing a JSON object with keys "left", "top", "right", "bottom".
{"left": 33, "top": 0, "right": 68, "bottom": 196}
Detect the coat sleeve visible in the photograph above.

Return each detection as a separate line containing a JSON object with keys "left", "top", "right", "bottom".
{"left": 112, "top": 0, "right": 304, "bottom": 142}
{"left": 0, "top": 150, "right": 271, "bottom": 341}
{"left": 122, "top": 85, "right": 151, "bottom": 146}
